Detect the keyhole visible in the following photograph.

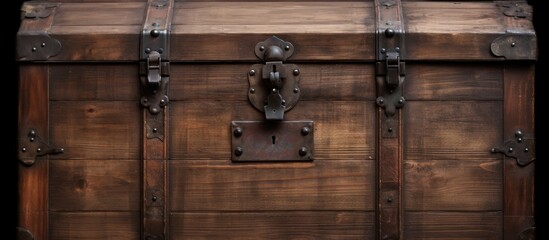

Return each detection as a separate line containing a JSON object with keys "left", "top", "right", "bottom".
{"left": 272, "top": 136, "right": 276, "bottom": 144}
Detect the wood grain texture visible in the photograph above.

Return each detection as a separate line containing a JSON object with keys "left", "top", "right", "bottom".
{"left": 404, "top": 101, "right": 502, "bottom": 161}
{"left": 170, "top": 212, "right": 375, "bottom": 239}
{"left": 404, "top": 212, "right": 502, "bottom": 240}
{"left": 170, "top": 160, "right": 374, "bottom": 211}
{"left": 50, "top": 64, "right": 139, "bottom": 101}
{"left": 49, "top": 160, "right": 139, "bottom": 211}
{"left": 49, "top": 212, "right": 140, "bottom": 240}
{"left": 503, "top": 63, "right": 535, "bottom": 239}
{"left": 49, "top": 101, "right": 140, "bottom": 160}
{"left": 169, "top": 101, "right": 375, "bottom": 161}
{"left": 169, "top": 63, "right": 375, "bottom": 101}
{"left": 54, "top": 3, "right": 145, "bottom": 26}
{"left": 404, "top": 160, "right": 502, "bottom": 211}
{"left": 404, "top": 63, "right": 503, "bottom": 101}
{"left": 17, "top": 65, "right": 49, "bottom": 240}
{"left": 171, "top": 2, "right": 374, "bottom": 61}
{"left": 49, "top": 31, "right": 140, "bottom": 61}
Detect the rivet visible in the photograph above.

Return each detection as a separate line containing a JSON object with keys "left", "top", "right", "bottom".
{"left": 145, "top": 48, "right": 151, "bottom": 54}
{"left": 249, "top": 69, "right": 256, "bottom": 76}
{"left": 37, "top": 148, "right": 41, "bottom": 153}
{"left": 30, "top": 137, "right": 35, "bottom": 142}
{"left": 285, "top": 45, "right": 290, "bottom": 51}
{"left": 388, "top": 128, "right": 393, "bottom": 133}
{"left": 395, "top": 47, "right": 400, "bottom": 52}
{"left": 381, "top": 48, "right": 386, "bottom": 53}
{"left": 293, "top": 69, "right": 300, "bottom": 76}
{"left": 234, "top": 147, "right": 243, "bottom": 156}
{"left": 158, "top": 48, "right": 164, "bottom": 54}
{"left": 259, "top": 46, "right": 265, "bottom": 51}
{"left": 301, "top": 127, "right": 310, "bottom": 136}
{"left": 233, "top": 128, "right": 242, "bottom": 137}
{"left": 398, "top": 98, "right": 404, "bottom": 104}
{"left": 249, "top": 88, "right": 255, "bottom": 94}
{"left": 151, "top": 107, "right": 159, "bottom": 114}
{"left": 29, "top": 130, "right": 36, "bottom": 136}
{"left": 281, "top": 100, "right": 286, "bottom": 105}
{"left": 511, "top": 42, "right": 516, "bottom": 47}
{"left": 379, "top": 98, "right": 385, "bottom": 104}
{"left": 524, "top": 147, "right": 529, "bottom": 152}
{"left": 299, "top": 147, "right": 308, "bottom": 156}
{"left": 160, "top": 99, "right": 166, "bottom": 104}
{"left": 515, "top": 130, "right": 523, "bottom": 138}
{"left": 31, "top": 47, "right": 37, "bottom": 52}
{"left": 293, "top": 88, "right": 299, "bottom": 93}
{"left": 21, "top": 147, "right": 27, "bottom": 152}
{"left": 143, "top": 98, "right": 148, "bottom": 103}
{"left": 41, "top": 42, "right": 46, "bottom": 47}
{"left": 385, "top": 28, "right": 395, "bottom": 38}
{"left": 150, "top": 29, "right": 160, "bottom": 37}
{"left": 152, "top": 128, "right": 158, "bottom": 133}
{"left": 387, "top": 197, "right": 393, "bottom": 203}
{"left": 491, "top": 148, "right": 497, "bottom": 153}
{"left": 509, "top": 147, "right": 514, "bottom": 153}
{"left": 517, "top": 137, "right": 523, "bottom": 143}
{"left": 272, "top": 88, "right": 277, "bottom": 94}
{"left": 152, "top": 195, "right": 157, "bottom": 201}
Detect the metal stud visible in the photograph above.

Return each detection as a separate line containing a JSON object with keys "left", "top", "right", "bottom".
{"left": 152, "top": 128, "right": 158, "bottom": 133}
{"left": 41, "top": 42, "right": 46, "bottom": 47}
{"left": 150, "top": 29, "right": 160, "bottom": 37}
{"left": 511, "top": 42, "right": 516, "bottom": 47}
{"left": 509, "top": 147, "right": 514, "bottom": 153}
{"left": 21, "top": 147, "right": 27, "bottom": 153}
{"left": 293, "top": 69, "right": 300, "bottom": 76}
{"left": 301, "top": 127, "right": 310, "bottom": 136}
{"left": 299, "top": 147, "right": 308, "bottom": 156}
{"left": 271, "top": 88, "right": 277, "bottom": 94}
{"left": 388, "top": 128, "right": 393, "bottom": 133}
{"left": 31, "top": 47, "right": 37, "bottom": 52}
{"left": 233, "top": 128, "right": 243, "bottom": 137}
{"left": 259, "top": 46, "right": 265, "bottom": 51}
{"left": 515, "top": 130, "right": 523, "bottom": 137}
{"left": 385, "top": 28, "right": 395, "bottom": 38}
{"left": 249, "top": 69, "right": 256, "bottom": 76}
{"left": 387, "top": 197, "right": 393, "bottom": 203}
{"left": 284, "top": 45, "right": 290, "bottom": 51}
{"left": 152, "top": 195, "right": 157, "bottom": 201}
{"left": 518, "top": 137, "right": 523, "bottom": 143}
{"left": 30, "top": 137, "right": 35, "bottom": 142}
{"left": 524, "top": 147, "right": 529, "bottom": 152}
{"left": 249, "top": 88, "right": 255, "bottom": 94}
{"left": 37, "top": 148, "right": 41, "bottom": 153}
{"left": 234, "top": 147, "right": 243, "bottom": 156}
{"left": 395, "top": 47, "right": 400, "bottom": 52}
{"left": 145, "top": 48, "right": 151, "bottom": 54}
{"left": 293, "top": 88, "right": 299, "bottom": 93}
{"left": 158, "top": 48, "right": 164, "bottom": 54}
{"left": 381, "top": 48, "right": 386, "bottom": 53}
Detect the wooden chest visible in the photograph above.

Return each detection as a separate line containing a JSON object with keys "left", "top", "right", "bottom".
{"left": 16, "top": 0, "right": 537, "bottom": 239}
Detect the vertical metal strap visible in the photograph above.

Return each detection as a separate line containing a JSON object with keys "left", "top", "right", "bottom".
{"left": 375, "top": 0, "right": 405, "bottom": 239}
{"left": 141, "top": 0, "right": 174, "bottom": 239}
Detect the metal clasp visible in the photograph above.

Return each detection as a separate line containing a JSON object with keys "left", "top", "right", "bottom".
{"left": 140, "top": 51, "right": 169, "bottom": 115}
{"left": 376, "top": 49, "right": 405, "bottom": 117}
{"left": 248, "top": 36, "right": 301, "bottom": 121}
{"left": 146, "top": 51, "right": 162, "bottom": 87}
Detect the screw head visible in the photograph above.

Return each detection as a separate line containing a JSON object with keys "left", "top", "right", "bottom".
{"left": 293, "top": 69, "right": 300, "bottom": 76}
{"left": 234, "top": 147, "right": 243, "bottom": 156}
{"left": 249, "top": 69, "right": 256, "bottom": 76}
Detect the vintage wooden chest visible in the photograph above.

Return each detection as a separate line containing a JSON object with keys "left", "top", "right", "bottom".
{"left": 16, "top": 0, "right": 537, "bottom": 239}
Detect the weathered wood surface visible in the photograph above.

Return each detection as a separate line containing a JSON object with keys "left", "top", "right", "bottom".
{"left": 404, "top": 212, "right": 503, "bottom": 240}
{"left": 170, "top": 160, "right": 375, "bottom": 211}
{"left": 49, "top": 160, "right": 140, "bottom": 211}
{"left": 49, "top": 212, "right": 140, "bottom": 240}
{"left": 170, "top": 212, "right": 375, "bottom": 239}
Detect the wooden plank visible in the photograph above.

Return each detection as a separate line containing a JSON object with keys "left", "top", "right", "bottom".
{"left": 54, "top": 3, "right": 145, "bottom": 26}
{"left": 404, "top": 160, "right": 502, "bottom": 211}
{"left": 170, "top": 160, "right": 375, "bottom": 211}
{"left": 169, "top": 101, "right": 375, "bottom": 161}
{"left": 404, "top": 212, "right": 502, "bottom": 240}
{"left": 404, "top": 101, "right": 502, "bottom": 161}
{"left": 404, "top": 63, "right": 503, "bottom": 101}
{"left": 49, "top": 212, "right": 140, "bottom": 240}
{"left": 503, "top": 63, "right": 535, "bottom": 239}
{"left": 171, "top": 1, "right": 374, "bottom": 61}
{"left": 169, "top": 63, "right": 375, "bottom": 101}
{"left": 50, "top": 64, "right": 139, "bottom": 101}
{"left": 49, "top": 31, "right": 140, "bottom": 61}
{"left": 49, "top": 101, "right": 140, "bottom": 160}
{"left": 49, "top": 160, "right": 140, "bottom": 211}
{"left": 17, "top": 65, "right": 49, "bottom": 240}
{"left": 170, "top": 212, "right": 375, "bottom": 239}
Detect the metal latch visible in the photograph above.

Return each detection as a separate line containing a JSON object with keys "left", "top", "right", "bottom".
{"left": 376, "top": 49, "right": 405, "bottom": 117}
{"left": 248, "top": 36, "right": 301, "bottom": 120}
{"left": 491, "top": 130, "right": 535, "bottom": 166}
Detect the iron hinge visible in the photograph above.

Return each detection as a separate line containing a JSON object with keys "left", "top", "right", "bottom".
{"left": 17, "top": 129, "right": 64, "bottom": 166}
{"left": 491, "top": 130, "right": 535, "bottom": 166}
{"left": 498, "top": 2, "right": 531, "bottom": 18}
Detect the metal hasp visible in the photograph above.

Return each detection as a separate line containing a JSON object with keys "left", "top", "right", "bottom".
{"left": 491, "top": 130, "right": 535, "bottom": 166}
{"left": 16, "top": 2, "right": 61, "bottom": 61}
{"left": 231, "top": 121, "right": 314, "bottom": 162}
{"left": 18, "top": 129, "right": 64, "bottom": 166}
{"left": 248, "top": 36, "right": 301, "bottom": 120}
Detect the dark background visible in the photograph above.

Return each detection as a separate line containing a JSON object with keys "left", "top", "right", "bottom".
{"left": 7, "top": 0, "right": 546, "bottom": 239}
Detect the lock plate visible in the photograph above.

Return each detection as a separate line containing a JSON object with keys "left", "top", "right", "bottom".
{"left": 231, "top": 121, "right": 314, "bottom": 162}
